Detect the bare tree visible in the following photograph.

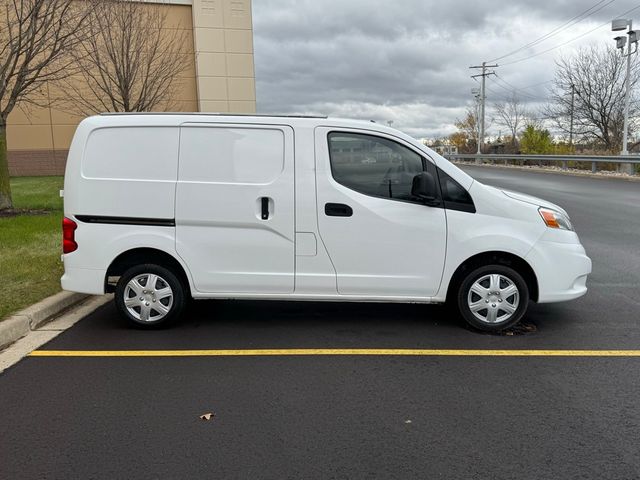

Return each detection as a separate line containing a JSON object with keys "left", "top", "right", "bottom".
{"left": 0, "top": 0, "right": 90, "bottom": 210}
{"left": 65, "top": 0, "right": 190, "bottom": 114}
{"left": 494, "top": 93, "right": 528, "bottom": 148}
{"left": 453, "top": 104, "right": 480, "bottom": 152}
{"left": 545, "top": 45, "right": 639, "bottom": 152}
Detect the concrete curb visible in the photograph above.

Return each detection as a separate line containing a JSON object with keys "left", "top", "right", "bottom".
{"left": 453, "top": 161, "right": 640, "bottom": 182}
{"left": 0, "top": 292, "right": 89, "bottom": 350}
{"left": 0, "top": 295, "right": 112, "bottom": 373}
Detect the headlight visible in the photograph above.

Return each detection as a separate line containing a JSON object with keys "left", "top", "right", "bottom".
{"left": 539, "top": 207, "right": 573, "bottom": 231}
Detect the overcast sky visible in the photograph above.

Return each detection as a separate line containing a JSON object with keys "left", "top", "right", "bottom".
{"left": 253, "top": 0, "right": 639, "bottom": 139}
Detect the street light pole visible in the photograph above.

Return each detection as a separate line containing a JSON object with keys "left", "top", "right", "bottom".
{"left": 480, "top": 62, "right": 486, "bottom": 156}
{"left": 612, "top": 18, "right": 638, "bottom": 174}
{"left": 622, "top": 27, "right": 632, "bottom": 156}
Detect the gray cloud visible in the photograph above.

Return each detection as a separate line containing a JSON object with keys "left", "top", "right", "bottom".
{"left": 253, "top": 0, "right": 638, "bottom": 139}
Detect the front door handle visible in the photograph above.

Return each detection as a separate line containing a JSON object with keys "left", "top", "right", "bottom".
{"left": 325, "top": 203, "right": 353, "bottom": 217}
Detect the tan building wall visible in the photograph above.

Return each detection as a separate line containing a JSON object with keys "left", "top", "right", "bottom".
{"left": 7, "top": 0, "right": 256, "bottom": 177}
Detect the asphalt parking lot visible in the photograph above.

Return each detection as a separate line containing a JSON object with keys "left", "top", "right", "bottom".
{"left": 1, "top": 166, "right": 639, "bottom": 479}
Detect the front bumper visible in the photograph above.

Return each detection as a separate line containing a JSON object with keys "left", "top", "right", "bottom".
{"left": 525, "top": 238, "right": 592, "bottom": 303}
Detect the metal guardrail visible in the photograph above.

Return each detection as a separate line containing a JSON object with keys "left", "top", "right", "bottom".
{"left": 445, "top": 153, "right": 640, "bottom": 174}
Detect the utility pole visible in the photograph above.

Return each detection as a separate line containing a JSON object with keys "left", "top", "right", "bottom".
{"left": 470, "top": 62, "right": 498, "bottom": 163}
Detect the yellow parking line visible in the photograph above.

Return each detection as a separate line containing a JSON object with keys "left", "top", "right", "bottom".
{"left": 28, "top": 349, "right": 640, "bottom": 357}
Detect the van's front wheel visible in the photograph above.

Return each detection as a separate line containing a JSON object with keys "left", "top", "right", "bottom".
{"left": 457, "top": 265, "right": 529, "bottom": 332}
{"left": 115, "top": 264, "right": 186, "bottom": 328}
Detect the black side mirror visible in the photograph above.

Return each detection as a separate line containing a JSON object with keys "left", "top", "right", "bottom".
{"left": 411, "top": 172, "right": 438, "bottom": 204}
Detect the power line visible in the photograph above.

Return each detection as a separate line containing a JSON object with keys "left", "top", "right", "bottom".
{"left": 517, "top": 79, "right": 555, "bottom": 91}
{"left": 489, "top": 80, "right": 529, "bottom": 99}
{"left": 491, "top": 75, "right": 549, "bottom": 102}
{"left": 474, "top": 76, "right": 508, "bottom": 99}
{"left": 484, "top": 85, "right": 512, "bottom": 100}
{"left": 501, "top": 3, "right": 640, "bottom": 66}
{"left": 477, "top": 74, "right": 547, "bottom": 102}
{"left": 492, "top": 74, "right": 541, "bottom": 100}
{"left": 488, "top": 0, "right": 616, "bottom": 62}
{"left": 486, "top": 83, "right": 547, "bottom": 102}
{"left": 488, "top": 77, "right": 554, "bottom": 98}
{"left": 494, "top": 74, "right": 528, "bottom": 92}
{"left": 495, "top": 78, "right": 556, "bottom": 96}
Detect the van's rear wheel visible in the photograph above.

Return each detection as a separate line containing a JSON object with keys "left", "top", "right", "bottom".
{"left": 115, "top": 264, "right": 185, "bottom": 328}
{"left": 457, "top": 264, "right": 529, "bottom": 332}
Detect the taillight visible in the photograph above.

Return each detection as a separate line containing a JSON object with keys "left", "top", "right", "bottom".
{"left": 62, "top": 217, "right": 78, "bottom": 254}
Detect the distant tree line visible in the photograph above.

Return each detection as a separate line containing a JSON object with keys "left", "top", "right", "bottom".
{"left": 448, "top": 45, "right": 639, "bottom": 157}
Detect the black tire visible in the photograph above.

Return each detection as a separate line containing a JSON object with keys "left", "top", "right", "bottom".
{"left": 115, "top": 263, "right": 186, "bottom": 328}
{"left": 456, "top": 264, "right": 529, "bottom": 332}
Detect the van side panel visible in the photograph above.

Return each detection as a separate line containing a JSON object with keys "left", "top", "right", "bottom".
{"left": 76, "top": 126, "right": 179, "bottom": 219}
{"left": 175, "top": 124, "right": 295, "bottom": 294}
{"left": 62, "top": 124, "right": 181, "bottom": 295}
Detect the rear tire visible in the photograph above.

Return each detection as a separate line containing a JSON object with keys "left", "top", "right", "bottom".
{"left": 456, "top": 264, "right": 529, "bottom": 332}
{"left": 115, "top": 264, "right": 186, "bottom": 328}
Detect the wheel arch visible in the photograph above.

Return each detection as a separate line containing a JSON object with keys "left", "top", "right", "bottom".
{"left": 445, "top": 251, "right": 539, "bottom": 303}
{"left": 105, "top": 248, "right": 192, "bottom": 296}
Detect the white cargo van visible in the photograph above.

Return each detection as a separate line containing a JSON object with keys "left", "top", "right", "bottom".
{"left": 61, "top": 114, "right": 591, "bottom": 331}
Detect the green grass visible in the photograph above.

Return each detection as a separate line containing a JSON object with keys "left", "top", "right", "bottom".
{"left": 0, "top": 177, "right": 64, "bottom": 320}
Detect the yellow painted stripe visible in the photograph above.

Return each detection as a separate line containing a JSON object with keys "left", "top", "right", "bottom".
{"left": 28, "top": 349, "right": 640, "bottom": 357}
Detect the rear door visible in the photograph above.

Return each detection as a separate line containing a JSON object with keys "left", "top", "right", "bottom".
{"left": 314, "top": 128, "right": 447, "bottom": 297}
{"left": 175, "top": 123, "right": 295, "bottom": 294}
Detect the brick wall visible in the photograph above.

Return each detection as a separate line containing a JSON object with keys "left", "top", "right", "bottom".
{"left": 8, "top": 150, "right": 69, "bottom": 177}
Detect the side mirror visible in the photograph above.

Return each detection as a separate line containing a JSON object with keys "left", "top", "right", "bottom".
{"left": 411, "top": 172, "right": 438, "bottom": 203}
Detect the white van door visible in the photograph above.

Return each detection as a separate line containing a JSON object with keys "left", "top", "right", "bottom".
{"left": 314, "top": 128, "right": 447, "bottom": 297}
{"left": 176, "top": 124, "right": 295, "bottom": 293}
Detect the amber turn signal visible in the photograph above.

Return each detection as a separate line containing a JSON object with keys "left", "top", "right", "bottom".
{"left": 539, "top": 209, "right": 560, "bottom": 228}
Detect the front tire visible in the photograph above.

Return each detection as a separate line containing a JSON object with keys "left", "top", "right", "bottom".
{"left": 457, "top": 264, "right": 529, "bottom": 332}
{"left": 115, "top": 264, "right": 186, "bottom": 328}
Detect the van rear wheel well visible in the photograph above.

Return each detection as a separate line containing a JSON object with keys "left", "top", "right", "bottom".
{"left": 105, "top": 248, "right": 191, "bottom": 295}
{"left": 446, "top": 251, "right": 538, "bottom": 303}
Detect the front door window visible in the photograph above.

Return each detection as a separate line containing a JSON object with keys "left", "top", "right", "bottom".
{"left": 328, "top": 132, "right": 430, "bottom": 203}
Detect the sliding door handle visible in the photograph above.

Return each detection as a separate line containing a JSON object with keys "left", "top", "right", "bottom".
{"left": 325, "top": 203, "right": 353, "bottom": 217}
{"left": 261, "top": 197, "right": 270, "bottom": 220}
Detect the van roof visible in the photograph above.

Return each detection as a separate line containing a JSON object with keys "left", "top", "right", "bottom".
{"left": 99, "top": 112, "right": 329, "bottom": 119}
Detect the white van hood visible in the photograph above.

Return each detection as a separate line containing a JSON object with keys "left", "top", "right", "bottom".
{"left": 501, "top": 189, "right": 568, "bottom": 216}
